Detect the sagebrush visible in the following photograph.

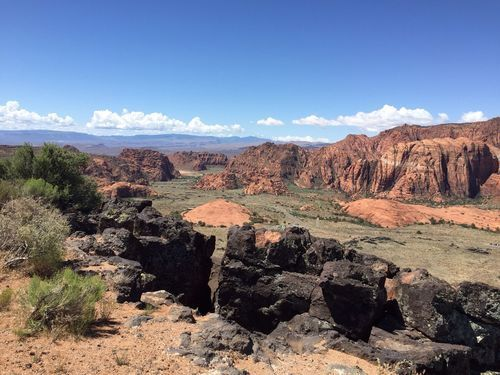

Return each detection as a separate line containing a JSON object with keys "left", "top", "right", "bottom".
{"left": 0, "top": 197, "right": 69, "bottom": 276}
{"left": 20, "top": 268, "right": 106, "bottom": 336}
{"left": 0, "top": 288, "right": 13, "bottom": 311}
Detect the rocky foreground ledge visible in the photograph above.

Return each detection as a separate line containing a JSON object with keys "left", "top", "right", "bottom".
{"left": 65, "top": 199, "right": 499, "bottom": 374}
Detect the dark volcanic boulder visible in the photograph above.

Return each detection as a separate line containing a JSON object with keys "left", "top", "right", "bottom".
{"left": 310, "top": 260, "right": 386, "bottom": 340}
{"left": 329, "top": 327, "right": 472, "bottom": 375}
{"left": 394, "top": 269, "right": 461, "bottom": 342}
{"left": 391, "top": 269, "right": 500, "bottom": 369}
{"left": 71, "top": 199, "right": 215, "bottom": 312}
{"left": 456, "top": 282, "right": 500, "bottom": 325}
{"left": 217, "top": 225, "right": 387, "bottom": 340}
{"left": 98, "top": 228, "right": 140, "bottom": 257}
{"left": 136, "top": 232, "right": 215, "bottom": 310}
{"left": 214, "top": 224, "right": 499, "bottom": 373}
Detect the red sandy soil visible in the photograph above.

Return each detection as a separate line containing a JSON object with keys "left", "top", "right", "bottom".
{"left": 255, "top": 230, "right": 282, "bottom": 248}
{"left": 343, "top": 198, "right": 500, "bottom": 230}
{"left": 0, "top": 272, "right": 382, "bottom": 375}
{"left": 183, "top": 199, "right": 251, "bottom": 227}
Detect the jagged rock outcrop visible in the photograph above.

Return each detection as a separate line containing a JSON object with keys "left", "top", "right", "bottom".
{"left": 216, "top": 225, "right": 391, "bottom": 340}
{"left": 86, "top": 148, "right": 179, "bottom": 186}
{"left": 196, "top": 142, "right": 307, "bottom": 195}
{"left": 214, "top": 225, "right": 500, "bottom": 373}
{"left": 99, "top": 181, "right": 158, "bottom": 198}
{"left": 197, "top": 119, "right": 500, "bottom": 200}
{"left": 481, "top": 173, "right": 500, "bottom": 202}
{"left": 195, "top": 172, "right": 238, "bottom": 190}
{"left": 68, "top": 199, "right": 215, "bottom": 312}
{"left": 169, "top": 151, "right": 228, "bottom": 171}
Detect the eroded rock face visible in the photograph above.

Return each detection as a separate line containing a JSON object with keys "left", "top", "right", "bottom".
{"left": 371, "top": 138, "right": 498, "bottom": 199}
{"left": 197, "top": 142, "right": 308, "bottom": 195}
{"left": 195, "top": 119, "right": 500, "bottom": 200}
{"left": 300, "top": 137, "right": 498, "bottom": 200}
{"left": 169, "top": 151, "right": 228, "bottom": 171}
{"left": 99, "top": 181, "right": 158, "bottom": 198}
{"left": 118, "top": 148, "right": 180, "bottom": 181}
{"left": 481, "top": 173, "right": 500, "bottom": 202}
{"left": 69, "top": 199, "right": 215, "bottom": 312}
{"left": 195, "top": 172, "right": 238, "bottom": 191}
{"left": 85, "top": 148, "right": 179, "bottom": 190}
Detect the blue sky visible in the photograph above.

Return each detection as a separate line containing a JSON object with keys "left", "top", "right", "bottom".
{"left": 0, "top": 0, "right": 499, "bottom": 142}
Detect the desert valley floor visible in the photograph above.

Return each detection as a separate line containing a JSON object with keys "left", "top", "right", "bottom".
{"left": 154, "top": 171, "right": 500, "bottom": 289}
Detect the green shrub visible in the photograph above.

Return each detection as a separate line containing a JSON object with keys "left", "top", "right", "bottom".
{"left": 0, "top": 197, "right": 69, "bottom": 276}
{"left": 22, "top": 178, "right": 60, "bottom": 204}
{"left": 3, "top": 143, "right": 101, "bottom": 212}
{"left": 9, "top": 144, "right": 35, "bottom": 180}
{"left": 32, "top": 144, "right": 101, "bottom": 211}
{"left": 0, "top": 159, "right": 11, "bottom": 179}
{"left": 0, "top": 180, "right": 21, "bottom": 206}
{"left": 20, "top": 268, "right": 106, "bottom": 336}
{"left": 0, "top": 288, "right": 13, "bottom": 311}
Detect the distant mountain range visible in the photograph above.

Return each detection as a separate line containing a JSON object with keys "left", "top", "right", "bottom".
{"left": 0, "top": 130, "right": 327, "bottom": 155}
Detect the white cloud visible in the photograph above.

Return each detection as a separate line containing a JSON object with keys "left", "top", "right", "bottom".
{"left": 0, "top": 100, "right": 75, "bottom": 129}
{"left": 293, "top": 105, "right": 449, "bottom": 132}
{"left": 292, "top": 115, "right": 340, "bottom": 127}
{"left": 86, "top": 109, "right": 243, "bottom": 135}
{"left": 461, "top": 111, "right": 487, "bottom": 123}
{"left": 256, "top": 117, "right": 284, "bottom": 126}
{"left": 438, "top": 113, "right": 449, "bottom": 122}
{"left": 273, "top": 135, "right": 330, "bottom": 143}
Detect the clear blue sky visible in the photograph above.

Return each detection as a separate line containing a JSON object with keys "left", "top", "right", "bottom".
{"left": 0, "top": 0, "right": 499, "bottom": 142}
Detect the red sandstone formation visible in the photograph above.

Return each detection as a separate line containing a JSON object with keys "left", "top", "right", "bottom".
{"left": 118, "top": 148, "right": 180, "bottom": 181}
{"left": 195, "top": 119, "right": 500, "bottom": 199}
{"left": 86, "top": 148, "right": 179, "bottom": 186}
{"left": 169, "top": 151, "right": 228, "bottom": 171}
{"left": 85, "top": 148, "right": 179, "bottom": 198}
{"left": 99, "top": 182, "right": 158, "bottom": 198}
{"left": 195, "top": 172, "right": 238, "bottom": 190}
{"left": 196, "top": 142, "right": 307, "bottom": 195}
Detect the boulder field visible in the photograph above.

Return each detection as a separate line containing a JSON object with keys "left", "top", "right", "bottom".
{"left": 65, "top": 199, "right": 500, "bottom": 374}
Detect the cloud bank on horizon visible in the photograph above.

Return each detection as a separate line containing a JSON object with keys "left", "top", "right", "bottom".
{"left": 292, "top": 105, "right": 452, "bottom": 132}
{"left": 0, "top": 101, "right": 491, "bottom": 140}
{"left": 86, "top": 109, "right": 243, "bottom": 135}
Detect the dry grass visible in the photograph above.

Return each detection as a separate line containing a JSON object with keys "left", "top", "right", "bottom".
{"left": 152, "top": 176, "right": 500, "bottom": 288}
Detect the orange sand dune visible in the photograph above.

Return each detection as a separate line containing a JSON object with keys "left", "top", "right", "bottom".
{"left": 344, "top": 198, "right": 500, "bottom": 230}
{"left": 183, "top": 199, "right": 251, "bottom": 227}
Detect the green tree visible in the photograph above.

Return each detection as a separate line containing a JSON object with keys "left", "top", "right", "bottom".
{"left": 9, "top": 143, "right": 35, "bottom": 179}
{"left": 31, "top": 144, "right": 101, "bottom": 211}
{"left": 2, "top": 144, "right": 100, "bottom": 212}
{"left": 0, "top": 159, "right": 11, "bottom": 179}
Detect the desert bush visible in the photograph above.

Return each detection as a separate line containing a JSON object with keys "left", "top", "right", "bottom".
{"left": 20, "top": 268, "right": 106, "bottom": 336}
{"left": 0, "top": 180, "right": 21, "bottom": 206}
{"left": 4, "top": 143, "right": 101, "bottom": 212}
{"left": 0, "top": 288, "right": 13, "bottom": 311}
{"left": 9, "top": 144, "right": 35, "bottom": 180}
{"left": 22, "top": 178, "right": 60, "bottom": 204}
{"left": 0, "top": 197, "right": 69, "bottom": 276}
{"left": 0, "top": 158, "right": 11, "bottom": 179}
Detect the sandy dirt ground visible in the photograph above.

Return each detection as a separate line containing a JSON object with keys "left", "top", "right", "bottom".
{"left": 183, "top": 199, "right": 251, "bottom": 227}
{"left": 343, "top": 198, "right": 500, "bottom": 230}
{"left": 0, "top": 272, "right": 383, "bottom": 375}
